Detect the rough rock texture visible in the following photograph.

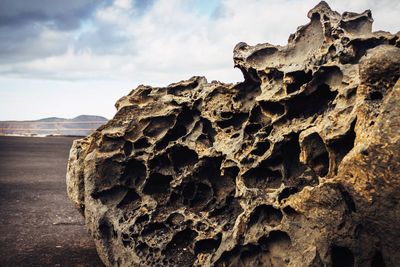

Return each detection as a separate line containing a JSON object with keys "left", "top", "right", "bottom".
{"left": 67, "top": 2, "right": 400, "bottom": 266}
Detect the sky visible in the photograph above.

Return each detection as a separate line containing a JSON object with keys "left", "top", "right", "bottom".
{"left": 0, "top": 0, "right": 399, "bottom": 121}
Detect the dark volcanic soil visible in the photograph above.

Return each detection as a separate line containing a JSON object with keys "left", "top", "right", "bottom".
{"left": 0, "top": 136, "right": 103, "bottom": 267}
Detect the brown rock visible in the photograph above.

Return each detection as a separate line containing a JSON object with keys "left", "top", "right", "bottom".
{"left": 66, "top": 2, "right": 400, "bottom": 266}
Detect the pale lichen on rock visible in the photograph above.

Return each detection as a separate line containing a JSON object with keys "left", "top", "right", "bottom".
{"left": 66, "top": 2, "right": 400, "bottom": 266}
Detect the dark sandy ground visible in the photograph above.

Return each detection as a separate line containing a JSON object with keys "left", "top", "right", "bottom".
{"left": 0, "top": 136, "right": 104, "bottom": 267}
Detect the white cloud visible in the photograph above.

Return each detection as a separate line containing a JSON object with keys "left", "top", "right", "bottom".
{"left": 114, "top": 0, "right": 133, "bottom": 10}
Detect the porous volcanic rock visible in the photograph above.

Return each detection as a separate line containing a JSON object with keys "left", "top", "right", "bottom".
{"left": 66, "top": 2, "right": 400, "bottom": 266}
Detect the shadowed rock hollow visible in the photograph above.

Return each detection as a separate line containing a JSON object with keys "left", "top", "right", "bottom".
{"left": 66, "top": 2, "right": 400, "bottom": 266}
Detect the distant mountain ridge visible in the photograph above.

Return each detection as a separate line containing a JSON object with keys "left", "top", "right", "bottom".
{"left": 0, "top": 115, "right": 108, "bottom": 137}
{"left": 33, "top": 115, "right": 108, "bottom": 123}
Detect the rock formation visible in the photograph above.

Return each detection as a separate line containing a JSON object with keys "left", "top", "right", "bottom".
{"left": 66, "top": 2, "right": 400, "bottom": 266}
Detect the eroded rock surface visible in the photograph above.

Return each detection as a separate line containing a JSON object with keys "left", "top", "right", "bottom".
{"left": 67, "top": 2, "right": 400, "bottom": 266}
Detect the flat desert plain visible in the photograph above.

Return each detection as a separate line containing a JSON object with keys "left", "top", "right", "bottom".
{"left": 0, "top": 136, "right": 103, "bottom": 267}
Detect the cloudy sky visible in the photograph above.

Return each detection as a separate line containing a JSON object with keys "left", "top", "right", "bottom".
{"left": 0, "top": 0, "right": 399, "bottom": 120}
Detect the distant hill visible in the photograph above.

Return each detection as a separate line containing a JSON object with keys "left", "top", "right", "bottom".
{"left": 0, "top": 115, "right": 108, "bottom": 137}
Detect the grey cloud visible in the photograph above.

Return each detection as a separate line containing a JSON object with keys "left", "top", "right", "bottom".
{"left": 0, "top": 0, "right": 106, "bottom": 30}
{"left": 0, "top": 0, "right": 114, "bottom": 63}
{"left": 75, "top": 26, "right": 135, "bottom": 55}
{"left": 0, "top": 24, "right": 67, "bottom": 63}
{"left": 0, "top": 0, "right": 155, "bottom": 63}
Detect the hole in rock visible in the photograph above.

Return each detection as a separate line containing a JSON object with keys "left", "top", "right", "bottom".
{"left": 331, "top": 245, "right": 354, "bottom": 267}
{"left": 139, "top": 88, "right": 152, "bottom": 97}
{"left": 259, "top": 101, "right": 285, "bottom": 117}
{"left": 134, "top": 137, "right": 150, "bottom": 149}
{"left": 167, "top": 80, "right": 199, "bottom": 95}
{"left": 328, "top": 119, "right": 356, "bottom": 169}
{"left": 223, "top": 165, "right": 240, "bottom": 179}
{"left": 258, "top": 231, "right": 292, "bottom": 266}
{"left": 347, "top": 38, "right": 384, "bottom": 63}
{"left": 121, "top": 233, "right": 132, "bottom": 247}
{"left": 285, "top": 70, "right": 313, "bottom": 94}
{"left": 156, "top": 109, "right": 198, "bottom": 150}
{"left": 99, "top": 219, "right": 113, "bottom": 240}
{"left": 136, "top": 214, "right": 149, "bottom": 224}
{"left": 166, "top": 213, "right": 185, "bottom": 227}
{"left": 279, "top": 133, "right": 304, "bottom": 180}
{"left": 259, "top": 125, "right": 273, "bottom": 137}
{"left": 371, "top": 251, "right": 386, "bottom": 267}
{"left": 198, "top": 133, "right": 214, "bottom": 147}
{"left": 204, "top": 161, "right": 237, "bottom": 206}
{"left": 117, "top": 189, "right": 140, "bottom": 209}
{"left": 302, "top": 133, "right": 329, "bottom": 177}
{"left": 265, "top": 154, "right": 283, "bottom": 166}
{"left": 164, "top": 229, "right": 198, "bottom": 267}
{"left": 251, "top": 141, "right": 270, "bottom": 156}
{"left": 247, "top": 46, "right": 279, "bottom": 65}
{"left": 278, "top": 187, "right": 299, "bottom": 202}
{"left": 209, "top": 197, "right": 243, "bottom": 231}
{"left": 242, "top": 164, "right": 282, "bottom": 189}
{"left": 249, "top": 205, "right": 283, "bottom": 227}
{"left": 286, "top": 83, "right": 337, "bottom": 119}
{"left": 196, "top": 222, "right": 208, "bottom": 232}
{"left": 143, "top": 115, "right": 175, "bottom": 138}
{"left": 91, "top": 186, "right": 128, "bottom": 205}
{"left": 194, "top": 233, "right": 222, "bottom": 255}
{"left": 182, "top": 181, "right": 196, "bottom": 201}
{"left": 240, "top": 245, "right": 263, "bottom": 262}
{"left": 168, "top": 191, "right": 182, "bottom": 207}
{"left": 220, "top": 112, "right": 233, "bottom": 119}
{"left": 149, "top": 153, "right": 172, "bottom": 175}
{"left": 191, "top": 183, "right": 213, "bottom": 210}
{"left": 249, "top": 105, "right": 271, "bottom": 125}
{"left": 346, "top": 87, "right": 357, "bottom": 99}
{"left": 215, "top": 244, "right": 263, "bottom": 267}
{"left": 231, "top": 133, "right": 240, "bottom": 139}
{"left": 168, "top": 146, "right": 198, "bottom": 172}
{"left": 135, "top": 242, "right": 149, "bottom": 257}
{"left": 123, "top": 141, "right": 133, "bottom": 156}
{"left": 156, "top": 126, "right": 186, "bottom": 150}
{"left": 121, "top": 158, "right": 147, "bottom": 186}
{"left": 369, "top": 91, "right": 383, "bottom": 101}
{"left": 244, "top": 123, "right": 262, "bottom": 135}
{"left": 315, "top": 66, "right": 343, "bottom": 88}
{"left": 329, "top": 45, "right": 336, "bottom": 55}
{"left": 258, "top": 230, "right": 291, "bottom": 251}
{"left": 339, "top": 15, "right": 372, "bottom": 34}
{"left": 141, "top": 222, "right": 166, "bottom": 236}
{"left": 99, "top": 136, "right": 125, "bottom": 152}
{"left": 216, "top": 112, "right": 249, "bottom": 129}
{"left": 240, "top": 155, "right": 254, "bottom": 165}
{"left": 143, "top": 173, "right": 172, "bottom": 195}
{"left": 95, "top": 157, "right": 124, "bottom": 187}
{"left": 283, "top": 206, "right": 298, "bottom": 216}
{"left": 200, "top": 118, "right": 216, "bottom": 143}
{"left": 266, "top": 68, "right": 284, "bottom": 80}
